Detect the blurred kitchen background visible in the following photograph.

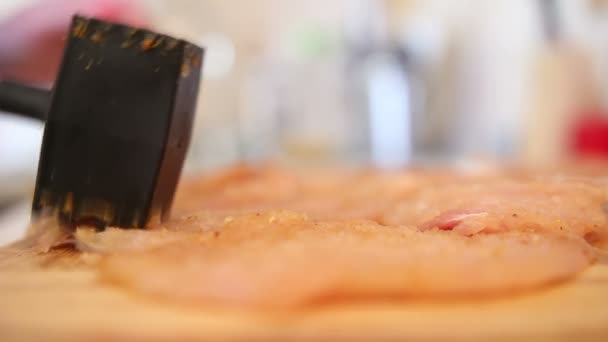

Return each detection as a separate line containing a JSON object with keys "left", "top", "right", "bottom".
{"left": 3, "top": 0, "right": 608, "bottom": 241}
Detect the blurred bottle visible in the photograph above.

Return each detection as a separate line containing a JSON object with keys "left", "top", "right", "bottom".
{"left": 525, "top": 0, "right": 602, "bottom": 163}
{"left": 344, "top": 0, "right": 415, "bottom": 168}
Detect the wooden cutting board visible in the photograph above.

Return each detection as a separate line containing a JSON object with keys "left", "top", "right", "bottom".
{"left": 1, "top": 249, "right": 607, "bottom": 341}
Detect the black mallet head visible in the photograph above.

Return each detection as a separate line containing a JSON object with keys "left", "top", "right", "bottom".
{"left": 32, "top": 15, "right": 204, "bottom": 229}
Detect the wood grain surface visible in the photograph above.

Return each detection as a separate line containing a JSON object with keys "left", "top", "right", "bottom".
{"left": 0, "top": 249, "right": 607, "bottom": 341}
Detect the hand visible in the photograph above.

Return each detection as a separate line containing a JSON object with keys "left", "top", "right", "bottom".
{"left": 0, "top": 0, "right": 148, "bottom": 84}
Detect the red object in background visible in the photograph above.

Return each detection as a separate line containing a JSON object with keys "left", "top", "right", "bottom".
{"left": 0, "top": 0, "right": 148, "bottom": 84}
{"left": 571, "top": 110, "right": 608, "bottom": 158}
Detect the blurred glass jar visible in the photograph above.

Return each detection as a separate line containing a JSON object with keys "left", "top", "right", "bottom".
{"left": 237, "top": 26, "right": 356, "bottom": 167}
{"left": 236, "top": 1, "right": 419, "bottom": 168}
